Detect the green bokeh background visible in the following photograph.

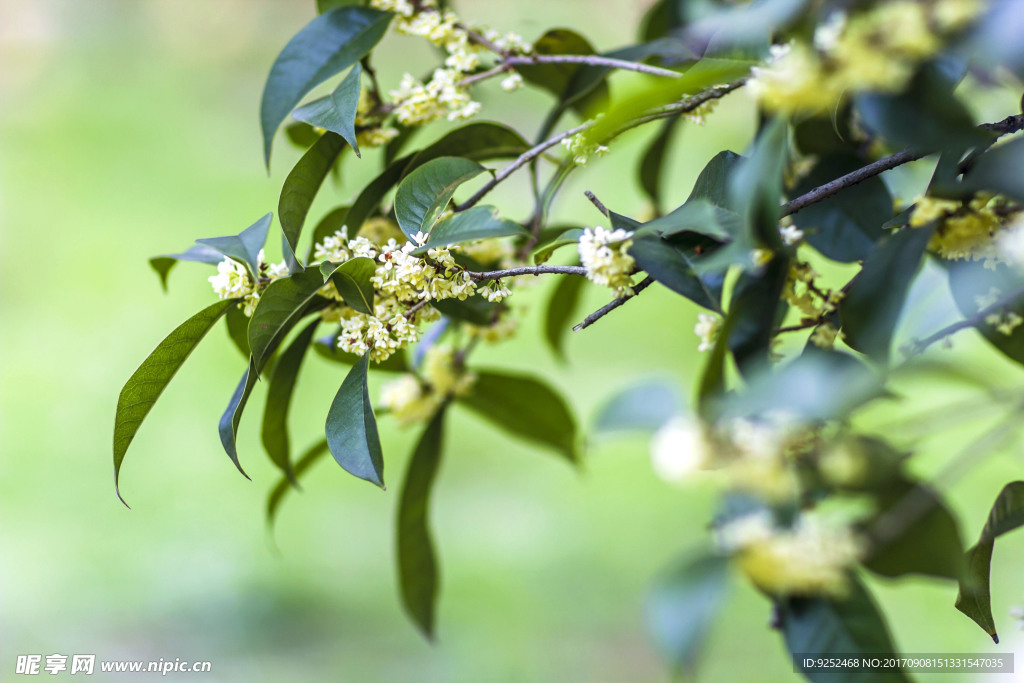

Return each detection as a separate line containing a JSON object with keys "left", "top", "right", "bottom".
{"left": 2, "top": 1, "right": 1024, "bottom": 680}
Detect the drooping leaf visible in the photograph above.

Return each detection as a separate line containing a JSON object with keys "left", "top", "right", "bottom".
{"left": 638, "top": 118, "right": 681, "bottom": 213}
{"left": 292, "top": 63, "right": 363, "bottom": 157}
{"left": 840, "top": 226, "right": 934, "bottom": 364}
{"left": 149, "top": 243, "right": 224, "bottom": 292}
{"left": 262, "top": 319, "right": 319, "bottom": 483}
{"left": 947, "top": 259, "right": 1024, "bottom": 367}
{"left": 312, "top": 335, "right": 411, "bottom": 372}
{"left": 394, "top": 157, "right": 486, "bottom": 238}
{"left": 629, "top": 232, "right": 721, "bottom": 311}
{"left": 457, "top": 370, "right": 578, "bottom": 464}
{"left": 248, "top": 269, "right": 330, "bottom": 372}
{"left": 728, "top": 255, "right": 789, "bottom": 376}
{"left": 533, "top": 227, "right": 583, "bottom": 264}
{"left": 956, "top": 481, "right": 1024, "bottom": 643}
{"left": 397, "top": 407, "right": 447, "bottom": 639}
{"left": 266, "top": 438, "right": 329, "bottom": 531}
{"left": 346, "top": 153, "right": 416, "bottom": 234}
{"left": 594, "top": 379, "right": 682, "bottom": 434}
{"left": 646, "top": 552, "right": 730, "bottom": 674}
{"left": 413, "top": 206, "right": 527, "bottom": 253}
{"left": 406, "top": 122, "right": 529, "bottom": 171}
{"left": 783, "top": 575, "right": 908, "bottom": 683}
{"left": 217, "top": 360, "right": 259, "bottom": 479}
{"left": 791, "top": 155, "right": 892, "bottom": 263}
{"left": 544, "top": 273, "right": 586, "bottom": 361}
{"left": 279, "top": 131, "right": 348, "bottom": 259}
{"left": 196, "top": 213, "right": 273, "bottom": 279}
{"left": 729, "top": 117, "right": 789, "bottom": 251}
{"left": 260, "top": 6, "right": 390, "bottom": 165}
{"left": 113, "top": 299, "right": 237, "bottom": 505}
{"left": 320, "top": 257, "right": 376, "bottom": 314}
{"left": 325, "top": 354, "right": 384, "bottom": 487}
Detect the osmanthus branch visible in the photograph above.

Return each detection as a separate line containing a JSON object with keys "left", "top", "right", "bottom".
{"left": 504, "top": 54, "right": 681, "bottom": 79}
{"left": 573, "top": 276, "right": 656, "bottom": 332}
{"left": 467, "top": 264, "right": 587, "bottom": 281}
{"left": 906, "top": 284, "right": 1024, "bottom": 355}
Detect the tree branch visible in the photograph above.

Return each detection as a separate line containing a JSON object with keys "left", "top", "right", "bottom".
{"left": 573, "top": 276, "right": 655, "bottom": 332}
{"left": 504, "top": 54, "right": 680, "bottom": 79}
{"left": 906, "top": 284, "right": 1024, "bottom": 354}
{"left": 468, "top": 265, "right": 587, "bottom": 281}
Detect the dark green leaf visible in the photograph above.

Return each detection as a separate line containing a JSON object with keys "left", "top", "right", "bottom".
{"left": 784, "top": 575, "right": 908, "bottom": 683}
{"left": 791, "top": 155, "right": 892, "bottom": 263}
{"left": 149, "top": 243, "right": 223, "bottom": 292}
{"left": 414, "top": 206, "right": 527, "bottom": 254}
{"left": 306, "top": 205, "right": 349, "bottom": 262}
{"left": 533, "top": 228, "right": 583, "bottom": 264}
{"left": 113, "top": 299, "right": 236, "bottom": 505}
{"left": 262, "top": 319, "right": 319, "bottom": 483}
{"left": 217, "top": 360, "right": 258, "bottom": 479}
{"left": 688, "top": 150, "right": 745, "bottom": 211}
{"left": 285, "top": 121, "right": 322, "bottom": 148}
{"left": 292, "top": 63, "right": 363, "bottom": 157}
{"left": 544, "top": 273, "right": 586, "bottom": 361}
{"left": 196, "top": 212, "right": 273, "bottom": 279}
{"left": 594, "top": 379, "right": 681, "bottom": 434}
{"left": 840, "top": 226, "right": 934, "bottom": 363}
{"left": 224, "top": 305, "right": 251, "bottom": 358}
{"left": 629, "top": 232, "right": 721, "bottom": 311}
{"left": 956, "top": 481, "right": 1024, "bottom": 643}
{"left": 325, "top": 354, "right": 384, "bottom": 487}
{"left": 517, "top": 29, "right": 610, "bottom": 121}
{"left": 397, "top": 407, "right": 447, "bottom": 639}
{"left": 730, "top": 118, "right": 788, "bottom": 251}
{"left": 864, "top": 479, "right": 965, "bottom": 581}
{"left": 266, "top": 438, "right": 329, "bottom": 531}
{"left": 644, "top": 200, "right": 740, "bottom": 243}
{"left": 320, "top": 257, "right": 375, "bottom": 314}
{"left": 347, "top": 153, "right": 415, "bottom": 234}
{"left": 431, "top": 295, "right": 501, "bottom": 326}
{"left": 394, "top": 157, "right": 485, "bottom": 238}
{"left": 728, "top": 255, "right": 789, "bottom": 376}
{"left": 457, "top": 370, "right": 578, "bottom": 464}
{"left": 947, "top": 259, "right": 1024, "bottom": 367}
{"left": 279, "top": 131, "right": 347, "bottom": 259}
{"left": 638, "top": 118, "right": 681, "bottom": 212}
{"left": 406, "top": 122, "right": 529, "bottom": 171}
{"left": 260, "top": 6, "right": 390, "bottom": 165}
{"left": 248, "top": 269, "right": 329, "bottom": 373}
{"left": 646, "top": 552, "right": 729, "bottom": 674}
{"left": 960, "top": 137, "right": 1024, "bottom": 203}
{"left": 312, "top": 335, "right": 410, "bottom": 372}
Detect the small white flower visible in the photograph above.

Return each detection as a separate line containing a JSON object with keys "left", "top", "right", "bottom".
{"left": 650, "top": 415, "right": 711, "bottom": 483}
{"left": 500, "top": 72, "right": 524, "bottom": 92}
{"left": 578, "top": 227, "right": 635, "bottom": 297}
{"left": 779, "top": 224, "right": 804, "bottom": 246}
{"left": 694, "top": 313, "right": 721, "bottom": 352}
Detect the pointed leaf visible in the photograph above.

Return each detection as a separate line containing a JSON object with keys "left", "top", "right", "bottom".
{"left": 629, "top": 232, "right": 721, "bottom": 311}
{"left": 292, "top": 63, "right": 363, "bottom": 157}
{"left": 456, "top": 370, "right": 578, "bottom": 464}
{"left": 544, "top": 273, "right": 586, "bottom": 361}
{"left": 956, "top": 481, "right": 1024, "bottom": 643}
{"left": 279, "top": 131, "right": 347, "bottom": 259}
{"left": 413, "top": 206, "right": 527, "bottom": 254}
{"left": 196, "top": 213, "right": 273, "bottom": 278}
{"left": 149, "top": 244, "right": 224, "bottom": 292}
{"left": 262, "top": 319, "right": 319, "bottom": 483}
{"left": 533, "top": 228, "right": 583, "bottom": 264}
{"left": 260, "top": 6, "right": 390, "bottom": 165}
{"left": 113, "top": 299, "right": 236, "bottom": 505}
{"left": 266, "top": 438, "right": 329, "bottom": 531}
{"left": 320, "top": 257, "right": 376, "bottom": 314}
{"left": 397, "top": 407, "right": 447, "bottom": 639}
{"left": 730, "top": 117, "right": 789, "bottom": 251}
{"left": 394, "top": 157, "right": 486, "bottom": 238}
{"left": 325, "top": 354, "right": 384, "bottom": 486}
{"left": 248, "top": 269, "right": 328, "bottom": 372}
{"left": 218, "top": 360, "right": 258, "bottom": 479}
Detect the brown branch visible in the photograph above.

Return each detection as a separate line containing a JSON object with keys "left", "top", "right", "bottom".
{"left": 468, "top": 265, "right": 587, "bottom": 281}
{"left": 573, "top": 276, "right": 656, "bottom": 332}
{"left": 504, "top": 54, "right": 680, "bottom": 79}
{"left": 584, "top": 190, "right": 610, "bottom": 217}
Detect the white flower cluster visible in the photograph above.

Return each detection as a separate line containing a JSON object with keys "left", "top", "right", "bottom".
{"left": 312, "top": 227, "right": 512, "bottom": 362}
{"left": 561, "top": 132, "right": 609, "bottom": 166}
{"left": 716, "top": 510, "right": 864, "bottom": 597}
{"left": 208, "top": 250, "right": 289, "bottom": 316}
{"left": 577, "top": 227, "right": 636, "bottom": 297}
{"left": 694, "top": 313, "right": 721, "bottom": 352}
{"left": 380, "top": 345, "right": 476, "bottom": 426}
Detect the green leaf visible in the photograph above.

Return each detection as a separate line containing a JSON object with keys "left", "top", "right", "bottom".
{"left": 217, "top": 360, "right": 259, "bottom": 479}
{"left": 320, "top": 257, "right": 375, "bottom": 314}
{"left": 638, "top": 118, "right": 681, "bottom": 213}
{"left": 317, "top": 0, "right": 361, "bottom": 13}
{"left": 306, "top": 205, "right": 349, "bottom": 262}
{"left": 431, "top": 295, "right": 501, "bottom": 326}
{"left": 864, "top": 479, "right": 965, "bottom": 581}
{"left": 784, "top": 575, "right": 908, "bottom": 683}
{"left": 312, "top": 335, "right": 410, "bottom": 372}
{"left": 840, "top": 226, "right": 934, "bottom": 363}
{"left": 961, "top": 137, "right": 1024, "bottom": 204}
{"left": 517, "top": 29, "right": 610, "bottom": 121}
{"left": 113, "top": 299, "right": 236, "bottom": 505}
{"left": 266, "top": 438, "right": 329, "bottom": 531}
{"left": 956, "top": 481, "right": 1024, "bottom": 643}
{"left": 149, "top": 243, "right": 223, "bottom": 292}
{"left": 947, "top": 260, "right": 1024, "bottom": 366}
{"left": 406, "top": 122, "right": 529, "bottom": 171}
{"left": 629, "top": 232, "right": 721, "bottom": 311}
{"left": 544, "top": 272, "right": 586, "bottom": 361}
{"left": 730, "top": 117, "right": 789, "bottom": 251}
{"left": 413, "top": 206, "right": 527, "bottom": 254}
{"left": 248, "top": 269, "right": 329, "bottom": 373}
{"left": 594, "top": 379, "right": 682, "bottom": 434}
{"left": 457, "top": 370, "right": 578, "bottom": 464}
{"left": 791, "top": 154, "right": 892, "bottom": 263}
{"left": 292, "top": 63, "right": 363, "bottom": 157}
{"left": 394, "top": 157, "right": 486, "bottom": 239}
{"left": 224, "top": 305, "right": 251, "bottom": 358}
{"left": 260, "top": 6, "right": 390, "bottom": 165}
{"left": 262, "top": 319, "right": 319, "bottom": 483}
{"left": 646, "top": 552, "right": 729, "bottom": 674}
{"left": 728, "top": 255, "right": 789, "bottom": 376}
{"left": 279, "top": 131, "right": 348, "bottom": 259}
{"left": 325, "top": 354, "right": 384, "bottom": 487}
{"left": 285, "top": 121, "right": 322, "bottom": 148}
{"left": 196, "top": 213, "right": 273, "bottom": 279}
{"left": 533, "top": 227, "right": 583, "bottom": 264}
{"left": 687, "top": 150, "right": 745, "bottom": 211}
{"left": 397, "top": 407, "right": 447, "bottom": 639}
{"left": 346, "top": 153, "right": 415, "bottom": 235}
